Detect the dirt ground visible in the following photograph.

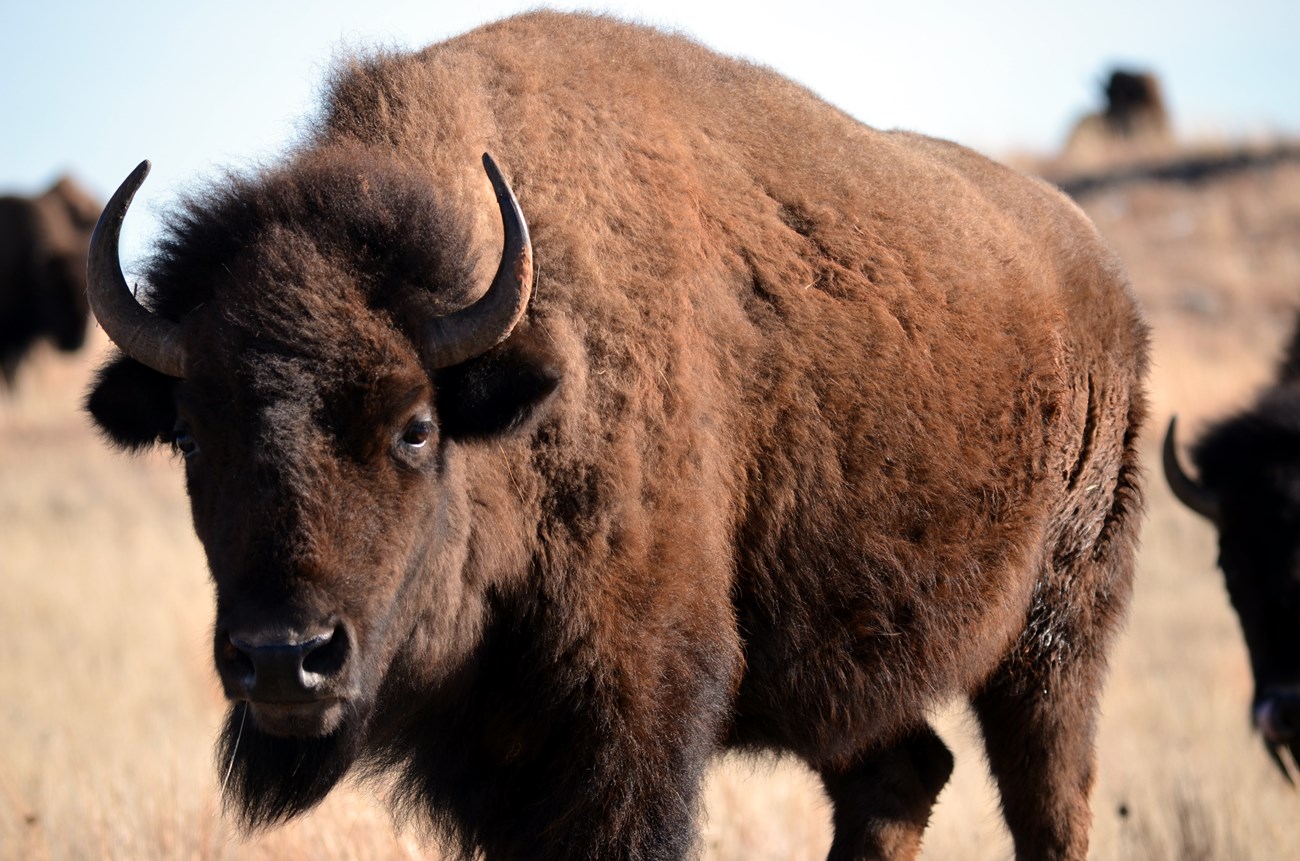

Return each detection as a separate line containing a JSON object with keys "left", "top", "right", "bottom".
{"left": 2, "top": 146, "right": 1298, "bottom": 859}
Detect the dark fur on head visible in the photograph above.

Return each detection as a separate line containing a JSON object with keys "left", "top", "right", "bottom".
{"left": 148, "top": 144, "right": 480, "bottom": 330}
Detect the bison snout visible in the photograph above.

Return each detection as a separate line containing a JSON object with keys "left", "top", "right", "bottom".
{"left": 220, "top": 622, "right": 351, "bottom": 705}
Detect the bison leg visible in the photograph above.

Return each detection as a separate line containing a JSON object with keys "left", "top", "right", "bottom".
{"left": 817, "top": 725, "right": 954, "bottom": 861}
{"left": 970, "top": 649, "right": 1106, "bottom": 860}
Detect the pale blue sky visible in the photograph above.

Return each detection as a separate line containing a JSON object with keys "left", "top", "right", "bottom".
{"left": 3, "top": 1, "right": 1297, "bottom": 260}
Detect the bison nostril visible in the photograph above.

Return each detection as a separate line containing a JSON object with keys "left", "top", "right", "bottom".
{"left": 302, "top": 624, "right": 349, "bottom": 679}
{"left": 222, "top": 632, "right": 255, "bottom": 686}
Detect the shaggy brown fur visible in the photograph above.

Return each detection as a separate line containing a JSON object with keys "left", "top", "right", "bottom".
{"left": 86, "top": 12, "right": 1148, "bottom": 860}
{"left": 0, "top": 176, "right": 99, "bottom": 387}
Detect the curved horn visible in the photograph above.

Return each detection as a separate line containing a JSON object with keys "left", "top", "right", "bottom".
{"left": 1163, "top": 416, "right": 1221, "bottom": 521}
{"left": 421, "top": 153, "right": 534, "bottom": 369}
{"left": 87, "top": 160, "right": 187, "bottom": 378}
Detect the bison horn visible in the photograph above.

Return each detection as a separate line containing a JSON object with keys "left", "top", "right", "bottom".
{"left": 420, "top": 153, "right": 534, "bottom": 369}
{"left": 87, "top": 160, "right": 188, "bottom": 378}
{"left": 1162, "top": 416, "right": 1221, "bottom": 521}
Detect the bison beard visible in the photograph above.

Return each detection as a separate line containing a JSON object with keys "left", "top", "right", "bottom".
{"left": 218, "top": 702, "right": 367, "bottom": 828}
{"left": 84, "top": 11, "right": 1149, "bottom": 861}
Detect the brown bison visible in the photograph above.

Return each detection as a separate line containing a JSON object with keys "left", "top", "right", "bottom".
{"left": 1164, "top": 324, "right": 1300, "bottom": 784}
{"left": 85, "top": 12, "right": 1148, "bottom": 860}
{"left": 0, "top": 176, "right": 100, "bottom": 387}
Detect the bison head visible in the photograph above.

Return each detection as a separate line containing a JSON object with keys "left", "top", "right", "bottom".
{"left": 85, "top": 151, "right": 561, "bottom": 823}
{"left": 1165, "top": 415, "right": 1300, "bottom": 784}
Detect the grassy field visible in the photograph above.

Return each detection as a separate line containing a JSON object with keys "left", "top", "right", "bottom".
{"left": 3, "top": 148, "right": 1299, "bottom": 859}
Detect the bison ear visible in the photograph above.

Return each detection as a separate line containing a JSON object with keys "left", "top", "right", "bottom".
{"left": 85, "top": 356, "right": 178, "bottom": 451}
{"left": 434, "top": 326, "right": 561, "bottom": 442}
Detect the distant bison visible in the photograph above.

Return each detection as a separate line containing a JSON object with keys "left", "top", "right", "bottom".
{"left": 0, "top": 176, "right": 100, "bottom": 387}
{"left": 1064, "top": 69, "right": 1172, "bottom": 164}
{"left": 85, "top": 12, "right": 1148, "bottom": 860}
{"left": 1164, "top": 324, "right": 1300, "bottom": 784}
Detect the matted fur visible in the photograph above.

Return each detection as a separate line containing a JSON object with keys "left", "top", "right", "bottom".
{"left": 86, "top": 12, "right": 1148, "bottom": 861}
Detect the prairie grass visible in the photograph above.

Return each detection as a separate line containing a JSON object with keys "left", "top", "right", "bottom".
{"left": 3, "top": 146, "right": 1299, "bottom": 858}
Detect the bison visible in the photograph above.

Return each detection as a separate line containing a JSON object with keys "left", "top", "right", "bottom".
{"left": 1164, "top": 323, "right": 1300, "bottom": 784}
{"left": 0, "top": 175, "right": 100, "bottom": 387}
{"left": 1063, "top": 69, "right": 1172, "bottom": 165}
{"left": 85, "top": 12, "right": 1148, "bottom": 861}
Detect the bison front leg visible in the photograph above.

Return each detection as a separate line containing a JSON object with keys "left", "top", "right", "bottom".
{"left": 816, "top": 725, "right": 954, "bottom": 861}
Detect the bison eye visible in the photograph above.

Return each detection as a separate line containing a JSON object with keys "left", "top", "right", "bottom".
{"left": 400, "top": 418, "right": 433, "bottom": 449}
{"left": 392, "top": 407, "right": 436, "bottom": 465}
{"left": 171, "top": 423, "right": 200, "bottom": 458}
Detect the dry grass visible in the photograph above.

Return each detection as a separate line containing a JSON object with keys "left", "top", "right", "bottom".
{"left": 3, "top": 144, "right": 1300, "bottom": 859}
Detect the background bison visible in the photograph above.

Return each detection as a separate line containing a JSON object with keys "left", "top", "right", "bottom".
{"left": 1062, "top": 68, "right": 1173, "bottom": 167}
{"left": 0, "top": 176, "right": 100, "bottom": 388}
{"left": 83, "top": 12, "right": 1147, "bottom": 860}
{"left": 1164, "top": 323, "right": 1300, "bottom": 784}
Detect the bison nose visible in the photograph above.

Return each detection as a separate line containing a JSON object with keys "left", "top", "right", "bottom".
{"left": 1255, "top": 691, "right": 1300, "bottom": 743}
{"left": 220, "top": 623, "right": 350, "bottom": 703}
